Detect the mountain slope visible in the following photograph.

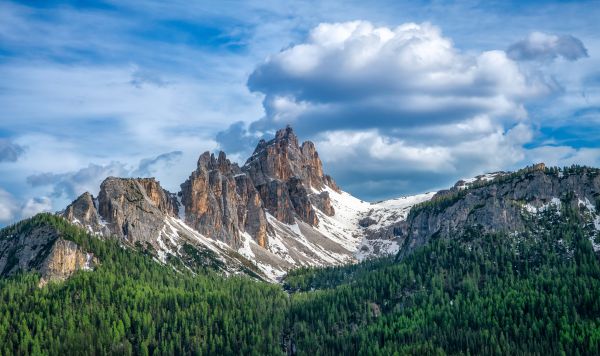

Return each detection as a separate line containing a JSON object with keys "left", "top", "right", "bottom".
{"left": 0, "top": 214, "right": 98, "bottom": 287}
{"left": 0, "top": 214, "right": 287, "bottom": 355}
{"left": 391, "top": 164, "right": 600, "bottom": 258}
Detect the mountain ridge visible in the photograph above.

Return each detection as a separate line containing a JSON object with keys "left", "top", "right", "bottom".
{"left": 3, "top": 126, "right": 600, "bottom": 283}
{"left": 54, "top": 126, "right": 424, "bottom": 280}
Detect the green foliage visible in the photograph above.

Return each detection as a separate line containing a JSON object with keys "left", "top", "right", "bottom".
{"left": 1, "top": 209, "right": 600, "bottom": 355}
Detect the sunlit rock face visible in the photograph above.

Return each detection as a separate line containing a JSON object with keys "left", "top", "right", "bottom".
{"left": 180, "top": 151, "right": 268, "bottom": 248}
{"left": 242, "top": 126, "right": 338, "bottom": 227}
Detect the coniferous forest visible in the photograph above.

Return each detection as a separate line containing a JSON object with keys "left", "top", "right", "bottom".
{"left": 1, "top": 203, "right": 600, "bottom": 355}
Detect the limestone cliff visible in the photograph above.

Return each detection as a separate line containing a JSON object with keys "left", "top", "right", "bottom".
{"left": 96, "top": 177, "right": 177, "bottom": 243}
{"left": 180, "top": 151, "right": 268, "bottom": 248}
{"left": 0, "top": 221, "right": 96, "bottom": 287}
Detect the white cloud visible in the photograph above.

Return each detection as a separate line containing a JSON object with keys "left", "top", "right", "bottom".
{"left": 0, "top": 188, "right": 52, "bottom": 224}
{"left": 525, "top": 145, "right": 600, "bottom": 168}
{"left": 217, "top": 21, "right": 557, "bottom": 198}
{"left": 244, "top": 21, "right": 552, "bottom": 140}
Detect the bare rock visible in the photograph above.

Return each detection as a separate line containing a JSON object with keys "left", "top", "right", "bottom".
{"left": 310, "top": 191, "right": 335, "bottom": 217}
{"left": 0, "top": 221, "right": 96, "bottom": 287}
{"left": 358, "top": 216, "right": 377, "bottom": 228}
{"left": 395, "top": 165, "right": 600, "bottom": 257}
{"left": 96, "top": 177, "right": 176, "bottom": 243}
{"left": 38, "top": 238, "right": 97, "bottom": 287}
{"left": 181, "top": 151, "right": 268, "bottom": 248}
{"left": 62, "top": 192, "right": 108, "bottom": 235}
{"left": 242, "top": 126, "right": 338, "bottom": 226}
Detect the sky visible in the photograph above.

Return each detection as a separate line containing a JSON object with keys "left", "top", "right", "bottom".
{"left": 0, "top": 0, "right": 599, "bottom": 225}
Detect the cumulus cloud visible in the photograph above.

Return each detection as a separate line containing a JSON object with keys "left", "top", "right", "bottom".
{"left": 0, "top": 139, "right": 25, "bottom": 162}
{"left": 507, "top": 32, "right": 588, "bottom": 62}
{"left": 246, "top": 21, "right": 549, "bottom": 136}
{"left": 218, "top": 21, "right": 556, "bottom": 199}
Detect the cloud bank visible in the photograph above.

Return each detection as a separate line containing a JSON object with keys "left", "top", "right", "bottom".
{"left": 219, "top": 21, "right": 562, "bottom": 198}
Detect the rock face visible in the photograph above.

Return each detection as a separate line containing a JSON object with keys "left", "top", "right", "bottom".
{"left": 0, "top": 222, "right": 96, "bottom": 287}
{"left": 96, "top": 177, "right": 177, "bottom": 243}
{"left": 38, "top": 238, "right": 97, "bottom": 287}
{"left": 180, "top": 151, "right": 268, "bottom": 248}
{"left": 63, "top": 192, "right": 109, "bottom": 235}
{"left": 393, "top": 165, "right": 600, "bottom": 257}
{"left": 242, "top": 126, "right": 337, "bottom": 226}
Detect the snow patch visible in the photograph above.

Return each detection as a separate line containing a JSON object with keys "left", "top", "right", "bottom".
{"left": 366, "top": 192, "right": 436, "bottom": 231}
{"left": 83, "top": 253, "right": 93, "bottom": 271}
{"left": 455, "top": 172, "right": 505, "bottom": 190}
{"left": 238, "top": 232, "right": 256, "bottom": 259}
{"left": 524, "top": 197, "right": 562, "bottom": 214}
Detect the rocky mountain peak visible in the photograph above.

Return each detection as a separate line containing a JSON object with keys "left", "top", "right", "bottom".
{"left": 62, "top": 177, "right": 179, "bottom": 244}
{"left": 244, "top": 126, "right": 335, "bottom": 190}
{"left": 240, "top": 127, "right": 338, "bottom": 226}
{"left": 52, "top": 126, "right": 363, "bottom": 280}
{"left": 197, "top": 151, "right": 241, "bottom": 175}
{"left": 274, "top": 125, "right": 299, "bottom": 148}
{"left": 181, "top": 150, "right": 267, "bottom": 247}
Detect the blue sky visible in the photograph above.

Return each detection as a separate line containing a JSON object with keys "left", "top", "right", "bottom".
{"left": 0, "top": 0, "right": 599, "bottom": 224}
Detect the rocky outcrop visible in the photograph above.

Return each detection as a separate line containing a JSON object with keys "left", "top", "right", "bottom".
{"left": 38, "top": 238, "right": 97, "bottom": 287}
{"left": 64, "top": 177, "right": 178, "bottom": 245}
{"left": 54, "top": 126, "right": 380, "bottom": 279}
{"left": 310, "top": 191, "right": 335, "bottom": 217}
{"left": 180, "top": 151, "right": 268, "bottom": 248}
{"left": 242, "top": 126, "right": 337, "bottom": 226}
{"left": 62, "top": 192, "right": 113, "bottom": 236}
{"left": 0, "top": 222, "right": 96, "bottom": 287}
{"left": 394, "top": 165, "right": 600, "bottom": 256}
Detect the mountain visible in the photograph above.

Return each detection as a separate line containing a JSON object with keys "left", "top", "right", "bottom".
{"left": 3, "top": 128, "right": 600, "bottom": 286}
{"left": 0, "top": 215, "right": 97, "bottom": 287}
{"left": 389, "top": 164, "right": 600, "bottom": 259}
{"left": 48, "top": 126, "right": 433, "bottom": 281}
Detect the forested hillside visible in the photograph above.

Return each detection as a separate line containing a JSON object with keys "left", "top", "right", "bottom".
{"left": 0, "top": 214, "right": 287, "bottom": 355}
{"left": 2, "top": 201, "right": 600, "bottom": 355}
